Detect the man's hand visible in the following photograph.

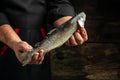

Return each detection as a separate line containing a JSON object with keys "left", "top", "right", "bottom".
{"left": 12, "top": 41, "right": 44, "bottom": 65}
{"left": 0, "top": 24, "right": 44, "bottom": 65}
{"left": 54, "top": 16, "right": 88, "bottom": 46}
{"left": 65, "top": 26, "right": 88, "bottom": 46}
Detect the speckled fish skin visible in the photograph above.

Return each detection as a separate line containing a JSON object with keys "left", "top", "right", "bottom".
{"left": 21, "top": 12, "right": 86, "bottom": 66}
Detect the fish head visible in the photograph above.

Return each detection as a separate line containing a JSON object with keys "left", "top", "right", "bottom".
{"left": 71, "top": 12, "right": 86, "bottom": 27}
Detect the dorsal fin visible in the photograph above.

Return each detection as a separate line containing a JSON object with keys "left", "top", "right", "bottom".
{"left": 47, "top": 28, "right": 57, "bottom": 35}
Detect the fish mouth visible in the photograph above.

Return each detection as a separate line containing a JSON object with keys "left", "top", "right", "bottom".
{"left": 77, "top": 19, "right": 85, "bottom": 28}
{"left": 77, "top": 12, "right": 86, "bottom": 27}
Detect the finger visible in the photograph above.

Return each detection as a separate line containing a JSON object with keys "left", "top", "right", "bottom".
{"left": 65, "top": 40, "right": 70, "bottom": 46}
{"left": 78, "top": 27, "right": 88, "bottom": 41}
{"left": 69, "top": 35, "right": 78, "bottom": 46}
{"left": 37, "top": 50, "right": 44, "bottom": 64}
{"left": 27, "top": 45, "right": 33, "bottom": 50}
{"left": 38, "top": 55, "right": 44, "bottom": 64}
{"left": 74, "top": 32, "right": 84, "bottom": 45}
{"left": 29, "top": 53, "right": 39, "bottom": 64}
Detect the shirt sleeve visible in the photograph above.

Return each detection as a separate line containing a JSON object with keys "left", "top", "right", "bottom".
{"left": 47, "top": 0, "right": 75, "bottom": 24}
{"left": 0, "top": 12, "right": 9, "bottom": 26}
{"left": 0, "top": 1, "right": 9, "bottom": 26}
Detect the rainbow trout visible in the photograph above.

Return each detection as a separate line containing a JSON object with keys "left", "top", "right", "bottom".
{"left": 21, "top": 12, "right": 86, "bottom": 66}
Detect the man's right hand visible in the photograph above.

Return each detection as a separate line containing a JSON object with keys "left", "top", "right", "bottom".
{"left": 12, "top": 41, "right": 44, "bottom": 65}
{"left": 0, "top": 24, "right": 44, "bottom": 65}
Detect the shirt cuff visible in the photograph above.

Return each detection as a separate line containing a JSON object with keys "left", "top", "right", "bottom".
{"left": 0, "top": 13, "right": 9, "bottom": 26}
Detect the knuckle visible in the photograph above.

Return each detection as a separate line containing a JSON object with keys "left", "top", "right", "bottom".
{"left": 79, "top": 39, "right": 84, "bottom": 45}
{"left": 83, "top": 36, "right": 88, "bottom": 42}
{"left": 85, "top": 37, "right": 88, "bottom": 41}
{"left": 71, "top": 42, "right": 77, "bottom": 46}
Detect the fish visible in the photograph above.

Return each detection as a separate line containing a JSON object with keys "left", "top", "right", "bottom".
{"left": 21, "top": 12, "right": 86, "bottom": 66}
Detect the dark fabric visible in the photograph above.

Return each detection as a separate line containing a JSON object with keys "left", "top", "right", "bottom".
{"left": 47, "top": 0, "right": 75, "bottom": 25}
{"left": 0, "top": 0, "right": 75, "bottom": 27}
{"left": 0, "top": 29, "right": 51, "bottom": 80}
{"left": 0, "top": 0, "right": 75, "bottom": 80}
{"left": 0, "top": 13, "right": 9, "bottom": 26}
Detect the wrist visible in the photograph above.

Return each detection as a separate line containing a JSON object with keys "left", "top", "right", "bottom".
{"left": 9, "top": 40, "right": 22, "bottom": 50}
{"left": 0, "top": 24, "right": 22, "bottom": 50}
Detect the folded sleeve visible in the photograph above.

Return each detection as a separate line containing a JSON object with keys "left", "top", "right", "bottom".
{"left": 47, "top": 0, "right": 75, "bottom": 24}
{"left": 0, "top": 12, "right": 9, "bottom": 26}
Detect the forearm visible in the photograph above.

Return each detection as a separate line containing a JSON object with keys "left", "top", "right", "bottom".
{"left": 0, "top": 24, "right": 22, "bottom": 49}
{"left": 53, "top": 16, "right": 72, "bottom": 27}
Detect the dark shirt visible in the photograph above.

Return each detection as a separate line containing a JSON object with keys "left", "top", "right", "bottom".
{"left": 0, "top": 1, "right": 75, "bottom": 79}
{"left": 0, "top": 0, "right": 75, "bottom": 28}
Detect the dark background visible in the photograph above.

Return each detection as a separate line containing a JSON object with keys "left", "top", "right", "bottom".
{"left": 51, "top": 0, "right": 120, "bottom": 80}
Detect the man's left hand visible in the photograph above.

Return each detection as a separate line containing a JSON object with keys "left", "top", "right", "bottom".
{"left": 65, "top": 26, "right": 88, "bottom": 46}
